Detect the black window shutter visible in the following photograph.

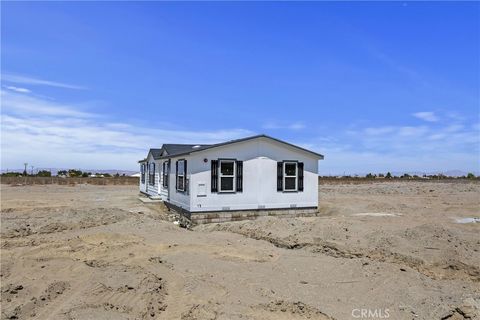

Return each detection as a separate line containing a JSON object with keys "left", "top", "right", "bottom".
{"left": 175, "top": 161, "right": 178, "bottom": 190}
{"left": 184, "top": 160, "right": 188, "bottom": 193}
{"left": 277, "top": 162, "right": 283, "bottom": 191}
{"left": 211, "top": 160, "right": 218, "bottom": 192}
{"left": 153, "top": 163, "right": 155, "bottom": 185}
{"left": 298, "top": 162, "right": 304, "bottom": 191}
{"left": 236, "top": 160, "right": 243, "bottom": 192}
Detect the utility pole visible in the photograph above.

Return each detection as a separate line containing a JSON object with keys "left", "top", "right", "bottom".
{"left": 24, "top": 163, "right": 28, "bottom": 185}
{"left": 30, "top": 166, "right": 34, "bottom": 176}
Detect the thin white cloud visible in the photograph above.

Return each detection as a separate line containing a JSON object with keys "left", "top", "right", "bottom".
{"left": 364, "top": 45, "right": 432, "bottom": 88}
{"left": 412, "top": 111, "right": 439, "bottom": 122}
{"left": 398, "top": 125, "right": 428, "bottom": 137}
{"left": 364, "top": 126, "right": 395, "bottom": 136}
{"left": 263, "top": 121, "right": 305, "bottom": 130}
{"left": 317, "top": 149, "right": 478, "bottom": 176}
{"left": 2, "top": 73, "right": 87, "bottom": 90}
{"left": 4, "top": 85, "right": 31, "bottom": 93}
{"left": 1, "top": 90, "right": 94, "bottom": 118}
{"left": 1, "top": 91, "right": 253, "bottom": 170}
{"left": 309, "top": 115, "right": 480, "bottom": 174}
{"left": 2, "top": 84, "right": 478, "bottom": 174}
{"left": 444, "top": 124, "right": 464, "bottom": 133}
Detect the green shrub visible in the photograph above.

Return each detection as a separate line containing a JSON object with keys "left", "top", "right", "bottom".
{"left": 36, "top": 170, "right": 51, "bottom": 177}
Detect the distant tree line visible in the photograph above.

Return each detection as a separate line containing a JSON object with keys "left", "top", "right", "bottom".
{"left": 56, "top": 170, "right": 126, "bottom": 177}
{"left": 1, "top": 169, "right": 127, "bottom": 178}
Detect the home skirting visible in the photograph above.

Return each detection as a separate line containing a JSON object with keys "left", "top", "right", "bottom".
{"left": 164, "top": 202, "right": 318, "bottom": 224}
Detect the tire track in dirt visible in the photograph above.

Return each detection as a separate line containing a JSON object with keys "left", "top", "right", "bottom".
{"left": 60, "top": 263, "right": 168, "bottom": 320}
{"left": 1, "top": 281, "right": 71, "bottom": 320}
{"left": 251, "top": 300, "right": 335, "bottom": 320}
{"left": 203, "top": 227, "right": 480, "bottom": 283}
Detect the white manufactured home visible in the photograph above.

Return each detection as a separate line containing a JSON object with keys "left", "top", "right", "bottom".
{"left": 139, "top": 135, "right": 324, "bottom": 223}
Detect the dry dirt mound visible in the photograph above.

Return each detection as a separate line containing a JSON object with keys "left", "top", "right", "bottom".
{"left": 1, "top": 207, "right": 132, "bottom": 239}
{"left": 440, "top": 297, "right": 480, "bottom": 319}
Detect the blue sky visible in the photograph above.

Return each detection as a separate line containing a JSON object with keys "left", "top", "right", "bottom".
{"left": 1, "top": 1, "right": 479, "bottom": 174}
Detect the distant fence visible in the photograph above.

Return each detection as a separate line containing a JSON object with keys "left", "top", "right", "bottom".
{"left": 0, "top": 176, "right": 139, "bottom": 185}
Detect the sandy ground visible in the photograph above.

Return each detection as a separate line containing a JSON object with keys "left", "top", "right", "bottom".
{"left": 1, "top": 181, "right": 479, "bottom": 320}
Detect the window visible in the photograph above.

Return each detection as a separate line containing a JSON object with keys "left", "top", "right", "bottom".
{"left": 219, "top": 160, "right": 235, "bottom": 192}
{"left": 162, "top": 161, "right": 169, "bottom": 188}
{"left": 211, "top": 159, "right": 242, "bottom": 193}
{"left": 141, "top": 164, "right": 145, "bottom": 183}
{"left": 176, "top": 160, "right": 186, "bottom": 191}
{"left": 283, "top": 162, "right": 297, "bottom": 191}
{"left": 149, "top": 163, "right": 155, "bottom": 186}
{"left": 277, "top": 161, "right": 304, "bottom": 192}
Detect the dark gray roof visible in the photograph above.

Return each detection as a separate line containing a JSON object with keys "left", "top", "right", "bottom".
{"left": 162, "top": 144, "right": 211, "bottom": 157}
{"left": 139, "top": 145, "right": 212, "bottom": 161}
{"left": 158, "top": 134, "right": 324, "bottom": 159}
{"left": 149, "top": 148, "right": 163, "bottom": 159}
{"left": 137, "top": 148, "right": 163, "bottom": 162}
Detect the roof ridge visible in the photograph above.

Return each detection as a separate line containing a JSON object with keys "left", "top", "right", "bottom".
{"left": 156, "top": 134, "right": 323, "bottom": 159}
{"left": 163, "top": 143, "right": 212, "bottom": 146}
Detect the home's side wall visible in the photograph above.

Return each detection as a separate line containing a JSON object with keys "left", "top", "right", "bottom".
{"left": 187, "top": 137, "right": 319, "bottom": 213}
